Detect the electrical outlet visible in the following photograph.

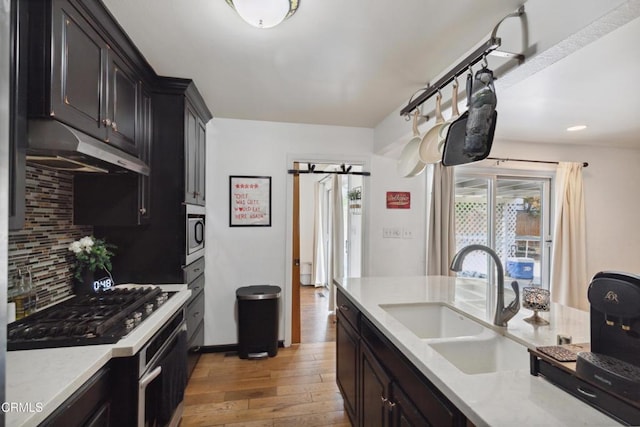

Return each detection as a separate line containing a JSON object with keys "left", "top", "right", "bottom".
{"left": 383, "top": 227, "right": 402, "bottom": 238}
{"left": 402, "top": 228, "right": 413, "bottom": 239}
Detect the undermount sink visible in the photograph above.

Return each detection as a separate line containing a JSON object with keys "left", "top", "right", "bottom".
{"left": 380, "top": 303, "right": 484, "bottom": 339}
{"left": 429, "top": 333, "right": 529, "bottom": 375}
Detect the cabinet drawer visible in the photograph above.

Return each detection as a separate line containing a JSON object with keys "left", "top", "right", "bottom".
{"left": 336, "top": 288, "right": 359, "bottom": 331}
{"left": 187, "top": 274, "right": 204, "bottom": 306}
{"left": 183, "top": 257, "right": 205, "bottom": 284}
{"left": 41, "top": 366, "right": 111, "bottom": 427}
{"left": 186, "top": 290, "right": 205, "bottom": 341}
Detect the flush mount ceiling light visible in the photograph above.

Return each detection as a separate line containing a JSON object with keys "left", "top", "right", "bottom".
{"left": 225, "top": 0, "right": 299, "bottom": 29}
{"left": 566, "top": 125, "right": 587, "bottom": 132}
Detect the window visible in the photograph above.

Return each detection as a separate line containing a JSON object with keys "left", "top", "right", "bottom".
{"left": 454, "top": 172, "right": 551, "bottom": 289}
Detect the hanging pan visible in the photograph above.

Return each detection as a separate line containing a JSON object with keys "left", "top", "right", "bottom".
{"left": 418, "top": 91, "right": 445, "bottom": 164}
{"left": 442, "top": 67, "right": 498, "bottom": 166}
{"left": 397, "top": 110, "right": 426, "bottom": 177}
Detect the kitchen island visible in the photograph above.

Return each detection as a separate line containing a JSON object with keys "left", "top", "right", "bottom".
{"left": 5, "top": 284, "right": 190, "bottom": 427}
{"left": 336, "top": 276, "right": 619, "bottom": 426}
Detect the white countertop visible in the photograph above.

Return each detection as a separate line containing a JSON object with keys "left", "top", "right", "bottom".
{"left": 5, "top": 284, "right": 190, "bottom": 427}
{"left": 336, "top": 276, "right": 621, "bottom": 427}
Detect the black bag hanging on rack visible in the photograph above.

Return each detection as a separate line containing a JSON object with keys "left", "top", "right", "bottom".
{"left": 464, "top": 66, "right": 498, "bottom": 157}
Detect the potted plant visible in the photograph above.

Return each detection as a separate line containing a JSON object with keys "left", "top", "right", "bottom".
{"left": 68, "top": 236, "right": 116, "bottom": 293}
{"left": 348, "top": 188, "right": 362, "bottom": 212}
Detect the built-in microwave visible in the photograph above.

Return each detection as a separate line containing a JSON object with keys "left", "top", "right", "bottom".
{"left": 186, "top": 204, "right": 205, "bottom": 265}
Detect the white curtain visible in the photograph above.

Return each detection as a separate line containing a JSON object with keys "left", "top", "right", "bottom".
{"left": 328, "top": 174, "right": 344, "bottom": 312}
{"left": 550, "top": 162, "right": 588, "bottom": 310}
{"left": 426, "top": 163, "right": 456, "bottom": 276}
{"left": 312, "top": 181, "right": 327, "bottom": 288}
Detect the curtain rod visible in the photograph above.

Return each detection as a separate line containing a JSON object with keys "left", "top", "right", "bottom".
{"left": 288, "top": 163, "right": 371, "bottom": 176}
{"left": 487, "top": 157, "right": 589, "bottom": 168}
{"left": 288, "top": 170, "right": 371, "bottom": 176}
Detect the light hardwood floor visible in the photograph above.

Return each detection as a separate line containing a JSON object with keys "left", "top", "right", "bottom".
{"left": 181, "top": 285, "right": 350, "bottom": 427}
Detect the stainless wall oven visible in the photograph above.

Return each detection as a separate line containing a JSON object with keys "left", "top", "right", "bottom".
{"left": 186, "top": 204, "right": 205, "bottom": 265}
{"left": 111, "top": 307, "right": 188, "bottom": 427}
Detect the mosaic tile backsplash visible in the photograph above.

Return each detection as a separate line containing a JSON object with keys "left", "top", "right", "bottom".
{"left": 8, "top": 165, "right": 93, "bottom": 308}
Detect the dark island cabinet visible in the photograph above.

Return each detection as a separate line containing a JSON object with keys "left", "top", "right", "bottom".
{"left": 27, "top": 0, "right": 151, "bottom": 157}
{"left": 336, "top": 288, "right": 469, "bottom": 427}
{"left": 40, "top": 365, "right": 111, "bottom": 427}
{"left": 336, "top": 310, "right": 359, "bottom": 425}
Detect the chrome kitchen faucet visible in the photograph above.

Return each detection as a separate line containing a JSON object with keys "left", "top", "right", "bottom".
{"left": 450, "top": 244, "right": 520, "bottom": 327}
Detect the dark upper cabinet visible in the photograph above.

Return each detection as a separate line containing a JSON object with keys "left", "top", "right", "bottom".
{"left": 185, "top": 102, "right": 207, "bottom": 205}
{"left": 9, "top": 0, "right": 27, "bottom": 230}
{"left": 49, "top": 0, "right": 107, "bottom": 139}
{"left": 107, "top": 50, "right": 138, "bottom": 154}
{"left": 137, "top": 87, "right": 152, "bottom": 223}
{"left": 27, "top": 0, "right": 146, "bottom": 157}
{"left": 74, "top": 81, "right": 152, "bottom": 226}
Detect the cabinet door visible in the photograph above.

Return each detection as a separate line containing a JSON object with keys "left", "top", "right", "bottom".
{"left": 361, "top": 343, "right": 392, "bottom": 427}
{"left": 137, "top": 87, "right": 152, "bottom": 223}
{"left": 391, "top": 382, "right": 431, "bottom": 427}
{"left": 336, "top": 313, "right": 359, "bottom": 426}
{"left": 106, "top": 51, "right": 138, "bottom": 155}
{"left": 196, "top": 118, "right": 206, "bottom": 205}
{"left": 51, "top": 1, "right": 107, "bottom": 139}
{"left": 184, "top": 103, "right": 198, "bottom": 204}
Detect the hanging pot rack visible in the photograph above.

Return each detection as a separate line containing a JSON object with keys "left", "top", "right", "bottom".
{"left": 400, "top": 5, "right": 526, "bottom": 119}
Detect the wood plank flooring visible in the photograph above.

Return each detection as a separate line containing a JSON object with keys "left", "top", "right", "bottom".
{"left": 181, "top": 285, "right": 349, "bottom": 427}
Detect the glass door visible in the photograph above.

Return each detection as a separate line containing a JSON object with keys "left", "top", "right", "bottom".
{"left": 454, "top": 173, "right": 551, "bottom": 289}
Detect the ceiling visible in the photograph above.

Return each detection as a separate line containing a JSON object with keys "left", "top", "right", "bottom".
{"left": 102, "top": 0, "right": 640, "bottom": 149}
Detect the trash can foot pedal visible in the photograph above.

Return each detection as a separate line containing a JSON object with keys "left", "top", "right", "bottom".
{"left": 248, "top": 351, "right": 269, "bottom": 359}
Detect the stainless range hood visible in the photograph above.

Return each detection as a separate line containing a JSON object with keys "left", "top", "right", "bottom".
{"left": 27, "top": 119, "right": 150, "bottom": 175}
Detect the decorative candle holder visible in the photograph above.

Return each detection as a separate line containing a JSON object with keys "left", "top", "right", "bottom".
{"left": 522, "top": 287, "right": 550, "bottom": 325}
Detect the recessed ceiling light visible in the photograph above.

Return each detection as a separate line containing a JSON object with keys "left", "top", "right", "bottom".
{"left": 566, "top": 125, "right": 587, "bottom": 132}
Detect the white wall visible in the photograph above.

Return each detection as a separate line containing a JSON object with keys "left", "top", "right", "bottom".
{"left": 476, "top": 138, "right": 640, "bottom": 280}
{"left": 205, "top": 118, "right": 375, "bottom": 346}
{"left": 368, "top": 155, "right": 427, "bottom": 276}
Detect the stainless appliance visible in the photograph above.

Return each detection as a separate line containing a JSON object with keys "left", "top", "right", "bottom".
{"left": 529, "top": 271, "right": 640, "bottom": 425}
{"left": 109, "top": 305, "right": 187, "bottom": 427}
{"left": 7, "top": 287, "right": 170, "bottom": 350}
{"left": 186, "top": 204, "right": 205, "bottom": 265}
{"left": 27, "top": 119, "right": 149, "bottom": 174}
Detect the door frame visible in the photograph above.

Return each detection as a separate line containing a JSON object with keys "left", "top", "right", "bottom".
{"left": 284, "top": 154, "right": 370, "bottom": 346}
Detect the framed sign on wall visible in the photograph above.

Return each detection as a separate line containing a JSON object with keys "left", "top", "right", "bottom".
{"left": 229, "top": 176, "right": 272, "bottom": 227}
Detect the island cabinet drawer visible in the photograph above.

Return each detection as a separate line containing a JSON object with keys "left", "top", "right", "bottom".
{"left": 361, "top": 317, "right": 467, "bottom": 427}
{"left": 183, "top": 257, "right": 205, "bottom": 284}
{"left": 336, "top": 288, "right": 360, "bottom": 331}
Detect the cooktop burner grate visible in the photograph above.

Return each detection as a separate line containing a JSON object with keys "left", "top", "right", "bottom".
{"left": 7, "top": 287, "right": 169, "bottom": 350}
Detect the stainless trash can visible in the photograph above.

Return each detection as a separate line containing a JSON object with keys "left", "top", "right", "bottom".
{"left": 236, "top": 285, "right": 281, "bottom": 359}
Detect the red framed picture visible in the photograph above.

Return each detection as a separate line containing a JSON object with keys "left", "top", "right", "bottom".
{"left": 386, "top": 191, "right": 410, "bottom": 209}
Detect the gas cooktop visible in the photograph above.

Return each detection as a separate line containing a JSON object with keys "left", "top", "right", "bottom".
{"left": 7, "top": 287, "right": 172, "bottom": 351}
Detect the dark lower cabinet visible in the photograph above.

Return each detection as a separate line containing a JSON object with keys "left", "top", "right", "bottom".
{"left": 336, "top": 310, "right": 359, "bottom": 425}
{"left": 361, "top": 343, "right": 391, "bottom": 427}
{"left": 390, "top": 382, "right": 432, "bottom": 427}
{"left": 40, "top": 366, "right": 111, "bottom": 427}
{"left": 336, "top": 288, "right": 468, "bottom": 427}
{"left": 184, "top": 257, "right": 205, "bottom": 378}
